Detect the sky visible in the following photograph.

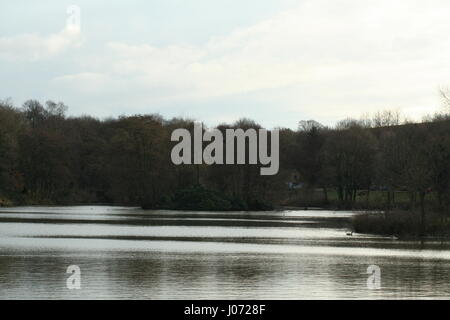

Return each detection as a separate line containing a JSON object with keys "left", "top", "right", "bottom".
{"left": 1, "top": 0, "right": 449, "bottom": 129}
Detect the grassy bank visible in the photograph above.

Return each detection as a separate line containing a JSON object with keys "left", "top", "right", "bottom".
{"left": 284, "top": 188, "right": 445, "bottom": 210}
{"left": 285, "top": 188, "right": 450, "bottom": 238}
{"left": 352, "top": 210, "right": 450, "bottom": 238}
{"left": 0, "top": 196, "right": 14, "bottom": 207}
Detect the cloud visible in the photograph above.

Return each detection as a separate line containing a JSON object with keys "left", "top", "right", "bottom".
{"left": 52, "top": 72, "right": 110, "bottom": 93}
{"left": 52, "top": 0, "right": 450, "bottom": 123}
{"left": 0, "top": 26, "right": 82, "bottom": 61}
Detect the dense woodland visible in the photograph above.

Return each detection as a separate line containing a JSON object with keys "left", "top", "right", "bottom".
{"left": 0, "top": 99, "right": 449, "bottom": 224}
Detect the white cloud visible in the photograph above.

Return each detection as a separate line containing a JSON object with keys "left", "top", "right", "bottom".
{"left": 52, "top": 72, "right": 110, "bottom": 93}
{"left": 52, "top": 0, "right": 450, "bottom": 123}
{"left": 0, "top": 26, "right": 82, "bottom": 61}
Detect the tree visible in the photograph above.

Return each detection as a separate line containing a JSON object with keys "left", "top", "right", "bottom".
{"left": 294, "top": 120, "right": 327, "bottom": 201}
{"left": 0, "top": 100, "right": 24, "bottom": 198}
{"left": 22, "top": 100, "right": 47, "bottom": 128}
{"left": 323, "top": 124, "right": 377, "bottom": 208}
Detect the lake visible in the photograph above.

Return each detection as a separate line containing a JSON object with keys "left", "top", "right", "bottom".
{"left": 0, "top": 206, "right": 449, "bottom": 299}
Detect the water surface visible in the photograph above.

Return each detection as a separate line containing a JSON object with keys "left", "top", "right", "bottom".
{"left": 0, "top": 206, "right": 448, "bottom": 299}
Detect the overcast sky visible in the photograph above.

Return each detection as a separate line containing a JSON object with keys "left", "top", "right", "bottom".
{"left": 1, "top": 0, "right": 449, "bottom": 129}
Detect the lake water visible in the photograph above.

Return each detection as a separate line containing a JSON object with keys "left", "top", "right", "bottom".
{"left": 0, "top": 206, "right": 449, "bottom": 299}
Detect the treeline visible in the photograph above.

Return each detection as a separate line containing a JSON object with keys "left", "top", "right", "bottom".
{"left": 0, "top": 99, "right": 449, "bottom": 216}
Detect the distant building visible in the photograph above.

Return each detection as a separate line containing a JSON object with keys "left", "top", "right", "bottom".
{"left": 287, "top": 181, "right": 304, "bottom": 190}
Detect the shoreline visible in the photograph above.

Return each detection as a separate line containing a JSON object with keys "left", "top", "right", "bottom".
{"left": 2, "top": 203, "right": 449, "bottom": 241}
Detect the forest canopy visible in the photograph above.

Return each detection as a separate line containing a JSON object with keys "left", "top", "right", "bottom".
{"left": 0, "top": 98, "right": 449, "bottom": 217}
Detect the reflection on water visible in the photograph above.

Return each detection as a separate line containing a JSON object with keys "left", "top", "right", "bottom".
{"left": 0, "top": 206, "right": 449, "bottom": 299}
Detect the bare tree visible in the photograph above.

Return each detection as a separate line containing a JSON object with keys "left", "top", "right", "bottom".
{"left": 372, "top": 110, "right": 401, "bottom": 128}
{"left": 439, "top": 89, "right": 450, "bottom": 115}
